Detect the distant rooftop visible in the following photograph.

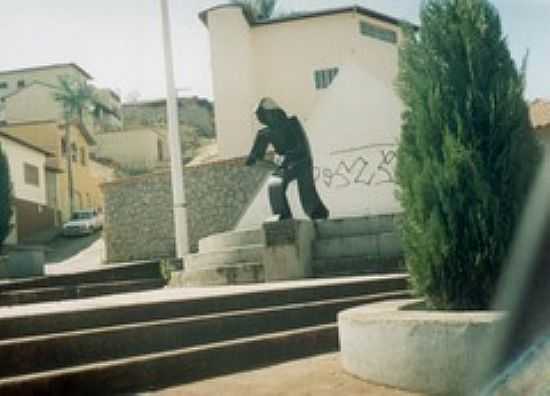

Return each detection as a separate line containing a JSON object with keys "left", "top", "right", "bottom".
{"left": 199, "top": 4, "right": 417, "bottom": 29}
{"left": 530, "top": 99, "right": 550, "bottom": 130}
{"left": 0, "top": 63, "right": 93, "bottom": 80}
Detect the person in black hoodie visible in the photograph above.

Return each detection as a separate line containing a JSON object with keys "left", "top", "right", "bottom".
{"left": 245, "top": 98, "right": 329, "bottom": 221}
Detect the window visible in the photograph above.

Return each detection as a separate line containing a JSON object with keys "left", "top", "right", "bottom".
{"left": 157, "top": 139, "right": 164, "bottom": 161}
{"left": 71, "top": 143, "right": 78, "bottom": 162}
{"left": 360, "top": 21, "right": 398, "bottom": 44}
{"left": 80, "top": 147, "right": 87, "bottom": 166}
{"left": 0, "top": 82, "right": 7, "bottom": 89}
{"left": 314, "top": 68, "right": 339, "bottom": 90}
{"left": 17, "top": 80, "right": 25, "bottom": 88}
{"left": 24, "top": 163, "right": 40, "bottom": 186}
{"left": 61, "top": 137, "right": 67, "bottom": 155}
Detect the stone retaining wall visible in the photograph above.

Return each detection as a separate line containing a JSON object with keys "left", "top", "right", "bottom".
{"left": 102, "top": 158, "right": 269, "bottom": 263}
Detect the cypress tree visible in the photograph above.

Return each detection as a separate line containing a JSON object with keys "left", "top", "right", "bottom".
{"left": 396, "top": 0, "right": 542, "bottom": 310}
{"left": 0, "top": 144, "right": 13, "bottom": 255}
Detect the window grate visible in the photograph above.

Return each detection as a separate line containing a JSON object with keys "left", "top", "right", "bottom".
{"left": 314, "top": 68, "right": 339, "bottom": 90}
{"left": 360, "top": 21, "right": 397, "bottom": 44}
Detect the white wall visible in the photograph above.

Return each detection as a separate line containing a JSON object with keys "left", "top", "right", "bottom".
{"left": 207, "top": 7, "right": 402, "bottom": 160}
{"left": 94, "top": 129, "right": 165, "bottom": 169}
{"left": 209, "top": 6, "right": 256, "bottom": 159}
{"left": 0, "top": 136, "right": 47, "bottom": 205}
{"left": 238, "top": 60, "right": 402, "bottom": 228}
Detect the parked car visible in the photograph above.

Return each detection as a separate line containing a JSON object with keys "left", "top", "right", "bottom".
{"left": 62, "top": 209, "right": 103, "bottom": 237}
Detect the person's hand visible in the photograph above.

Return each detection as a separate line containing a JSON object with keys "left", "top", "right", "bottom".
{"left": 245, "top": 157, "right": 256, "bottom": 166}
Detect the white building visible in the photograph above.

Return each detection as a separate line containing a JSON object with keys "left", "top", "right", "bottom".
{"left": 0, "top": 130, "right": 53, "bottom": 244}
{"left": 200, "top": 5, "right": 412, "bottom": 225}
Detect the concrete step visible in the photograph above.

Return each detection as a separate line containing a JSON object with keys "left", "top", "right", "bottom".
{"left": 185, "top": 245, "right": 264, "bottom": 270}
{"left": 313, "top": 232, "right": 403, "bottom": 259}
{"left": 315, "top": 214, "right": 399, "bottom": 239}
{"left": 0, "top": 261, "right": 162, "bottom": 293}
{"left": 0, "top": 291, "right": 408, "bottom": 378}
{"left": 199, "top": 228, "right": 264, "bottom": 253}
{"left": 0, "top": 278, "right": 165, "bottom": 306}
{"left": 0, "top": 275, "right": 408, "bottom": 340}
{"left": 0, "top": 324, "right": 338, "bottom": 396}
{"left": 313, "top": 257, "right": 405, "bottom": 277}
{"left": 176, "top": 262, "right": 265, "bottom": 286}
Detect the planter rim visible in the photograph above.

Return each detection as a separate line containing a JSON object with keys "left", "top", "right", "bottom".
{"left": 339, "top": 299, "right": 504, "bottom": 324}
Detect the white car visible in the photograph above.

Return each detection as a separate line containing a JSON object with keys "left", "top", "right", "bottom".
{"left": 63, "top": 209, "right": 103, "bottom": 237}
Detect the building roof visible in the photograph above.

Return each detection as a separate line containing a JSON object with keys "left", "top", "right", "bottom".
{"left": 0, "top": 63, "right": 93, "bottom": 80}
{"left": 199, "top": 4, "right": 417, "bottom": 29}
{"left": 0, "top": 129, "right": 54, "bottom": 156}
{"left": 530, "top": 99, "right": 550, "bottom": 130}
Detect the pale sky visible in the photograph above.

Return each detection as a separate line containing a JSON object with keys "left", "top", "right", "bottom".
{"left": 0, "top": 0, "right": 548, "bottom": 101}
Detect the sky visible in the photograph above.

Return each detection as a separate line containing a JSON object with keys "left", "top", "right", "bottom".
{"left": 0, "top": 0, "right": 548, "bottom": 102}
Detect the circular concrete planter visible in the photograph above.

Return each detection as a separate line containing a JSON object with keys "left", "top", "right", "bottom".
{"left": 338, "top": 299, "right": 504, "bottom": 396}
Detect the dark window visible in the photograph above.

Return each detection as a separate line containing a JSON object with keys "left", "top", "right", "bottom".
{"left": 71, "top": 143, "right": 78, "bottom": 162}
{"left": 17, "top": 80, "right": 25, "bottom": 88}
{"left": 24, "top": 163, "right": 40, "bottom": 186}
{"left": 61, "top": 137, "right": 67, "bottom": 155}
{"left": 80, "top": 147, "right": 87, "bottom": 166}
{"left": 0, "top": 82, "right": 7, "bottom": 89}
{"left": 360, "top": 21, "right": 398, "bottom": 44}
{"left": 157, "top": 139, "right": 164, "bottom": 161}
{"left": 314, "top": 68, "right": 339, "bottom": 90}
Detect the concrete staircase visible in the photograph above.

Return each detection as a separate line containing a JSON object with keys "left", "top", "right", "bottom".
{"left": 0, "top": 274, "right": 409, "bottom": 395}
{"left": 175, "top": 229, "right": 266, "bottom": 286}
{"left": 172, "top": 215, "right": 404, "bottom": 287}
{"left": 0, "top": 261, "right": 165, "bottom": 306}
{"left": 312, "top": 214, "right": 404, "bottom": 277}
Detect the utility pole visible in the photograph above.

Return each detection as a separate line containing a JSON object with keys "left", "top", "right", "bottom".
{"left": 160, "top": 0, "right": 189, "bottom": 258}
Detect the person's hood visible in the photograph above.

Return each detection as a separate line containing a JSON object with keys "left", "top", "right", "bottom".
{"left": 255, "top": 97, "right": 288, "bottom": 127}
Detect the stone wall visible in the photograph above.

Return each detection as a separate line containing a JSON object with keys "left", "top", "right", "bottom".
{"left": 102, "top": 158, "right": 269, "bottom": 263}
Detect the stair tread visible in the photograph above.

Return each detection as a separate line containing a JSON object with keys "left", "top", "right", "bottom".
{"left": 0, "top": 323, "right": 337, "bottom": 385}
{"left": 0, "top": 290, "right": 407, "bottom": 346}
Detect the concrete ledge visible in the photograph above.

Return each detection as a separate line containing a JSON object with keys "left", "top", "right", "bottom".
{"left": 338, "top": 299, "right": 504, "bottom": 395}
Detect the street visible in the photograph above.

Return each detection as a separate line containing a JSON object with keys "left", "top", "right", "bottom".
{"left": 45, "top": 233, "right": 105, "bottom": 275}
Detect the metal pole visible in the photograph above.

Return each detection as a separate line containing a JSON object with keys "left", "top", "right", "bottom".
{"left": 160, "top": 0, "right": 189, "bottom": 258}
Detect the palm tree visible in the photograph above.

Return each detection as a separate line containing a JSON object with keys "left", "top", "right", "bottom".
{"left": 53, "top": 77, "right": 99, "bottom": 217}
{"left": 232, "top": 0, "right": 277, "bottom": 21}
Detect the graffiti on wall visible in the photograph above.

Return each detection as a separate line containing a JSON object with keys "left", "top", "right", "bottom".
{"left": 313, "top": 143, "right": 398, "bottom": 189}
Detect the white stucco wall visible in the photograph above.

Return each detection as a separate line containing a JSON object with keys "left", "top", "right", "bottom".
{"left": 207, "top": 8, "right": 402, "bottom": 160}
{"left": 0, "top": 136, "right": 47, "bottom": 205}
{"left": 94, "top": 129, "right": 166, "bottom": 169}
{"left": 209, "top": 6, "right": 256, "bottom": 159}
{"left": 238, "top": 60, "right": 402, "bottom": 227}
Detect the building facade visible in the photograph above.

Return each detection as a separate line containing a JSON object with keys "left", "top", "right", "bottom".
{"left": 4, "top": 120, "right": 107, "bottom": 222}
{"left": 201, "top": 5, "right": 410, "bottom": 224}
{"left": 0, "top": 63, "right": 122, "bottom": 133}
{"left": 0, "top": 130, "right": 54, "bottom": 244}
{"left": 93, "top": 128, "right": 170, "bottom": 171}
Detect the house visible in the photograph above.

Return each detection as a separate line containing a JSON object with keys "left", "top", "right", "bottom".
{"left": 0, "top": 130, "right": 54, "bottom": 244}
{"left": 200, "top": 4, "right": 411, "bottom": 224}
{"left": 4, "top": 120, "right": 109, "bottom": 222}
{"left": 0, "top": 63, "right": 122, "bottom": 133}
{"left": 93, "top": 128, "right": 170, "bottom": 171}
{"left": 122, "top": 97, "right": 215, "bottom": 137}
{"left": 530, "top": 99, "right": 550, "bottom": 151}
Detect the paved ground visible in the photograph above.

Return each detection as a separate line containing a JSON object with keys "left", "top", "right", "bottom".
{"left": 152, "top": 353, "right": 422, "bottom": 396}
{"left": 44, "top": 233, "right": 105, "bottom": 275}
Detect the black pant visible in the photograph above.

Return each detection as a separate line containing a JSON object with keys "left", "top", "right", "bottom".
{"left": 268, "top": 161, "right": 329, "bottom": 220}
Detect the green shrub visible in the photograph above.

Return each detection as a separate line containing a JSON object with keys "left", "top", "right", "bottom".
{"left": 396, "top": 0, "right": 542, "bottom": 310}
{"left": 0, "top": 144, "right": 13, "bottom": 255}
